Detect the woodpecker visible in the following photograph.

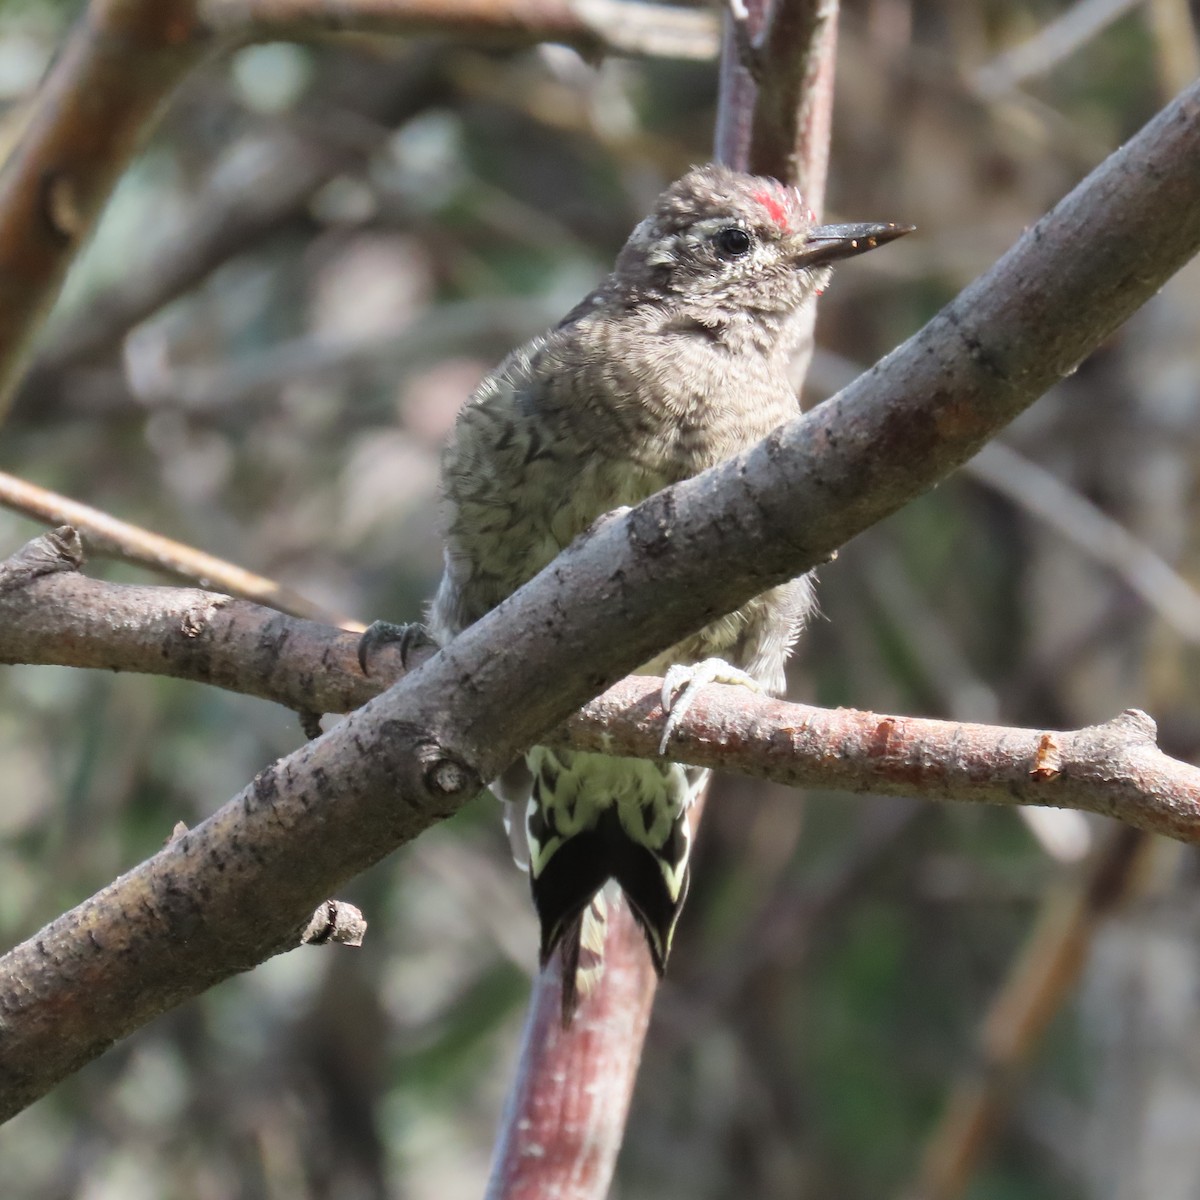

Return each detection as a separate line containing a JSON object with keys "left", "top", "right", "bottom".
{"left": 375, "top": 163, "right": 909, "bottom": 1021}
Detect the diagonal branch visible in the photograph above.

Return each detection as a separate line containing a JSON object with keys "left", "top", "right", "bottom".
{"left": 900, "top": 825, "right": 1151, "bottom": 1200}
{"left": 2, "top": 73, "right": 1200, "bottom": 1123}
{"left": 0, "top": 0, "right": 208, "bottom": 417}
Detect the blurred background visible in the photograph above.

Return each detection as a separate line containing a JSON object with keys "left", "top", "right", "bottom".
{"left": 1, "top": 0, "right": 1199, "bottom": 1196}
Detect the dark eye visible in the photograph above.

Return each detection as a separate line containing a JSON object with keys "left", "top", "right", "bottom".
{"left": 713, "top": 226, "right": 753, "bottom": 258}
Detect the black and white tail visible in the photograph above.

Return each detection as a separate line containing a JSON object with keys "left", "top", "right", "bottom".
{"left": 516, "top": 747, "right": 703, "bottom": 1025}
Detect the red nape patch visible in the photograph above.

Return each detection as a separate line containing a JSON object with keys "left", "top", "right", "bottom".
{"left": 753, "top": 189, "right": 790, "bottom": 231}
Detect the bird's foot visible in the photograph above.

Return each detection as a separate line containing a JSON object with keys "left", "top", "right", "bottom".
{"left": 357, "top": 620, "right": 438, "bottom": 676}
{"left": 658, "top": 658, "right": 761, "bottom": 755}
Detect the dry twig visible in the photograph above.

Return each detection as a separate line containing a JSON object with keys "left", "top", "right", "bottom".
{"left": 199, "top": 0, "right": 719, "bottom": 60}
{"left": 0, "top": 474, "right": 359, "bottom": 628}
{"left": 901, "top": 827, "right": 1152, "bottom": 1200}
{"left": 33, "top": 52, "right": 452, "bottom": 375}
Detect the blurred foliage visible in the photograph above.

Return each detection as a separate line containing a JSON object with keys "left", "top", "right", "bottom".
{"left": 2, "top": 1, "right": 1200, "bottom": 1197}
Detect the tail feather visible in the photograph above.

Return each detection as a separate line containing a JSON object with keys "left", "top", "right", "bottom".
{"left": 553, "top": 894, "right": 609, "bottom": 1026}
{"left": 532, "top": 823, "right": 611, "bottom": 969}
{"left": 609, "top": 835, "right": 690, "bottom": 975}
{"left": 531, "top": 805, "right": 690, "bottom": 1024}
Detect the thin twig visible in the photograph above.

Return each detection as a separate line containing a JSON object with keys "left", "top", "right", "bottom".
{"left": 972, "top": 0, "right": 1141, "bottom": 98}
{"left": 899, "top": 826, "right": 1151, "bottom": 1200}
{"left": 967, "top": 442, "right": 1200, "bottom": 642}
{"left": 31, "top": 50, "right": 452, "bottom": 376}
{"left": 0, "top": 474, "right": 360, "bottom": 629}
{"left": 199, "top": 0, "right": 719, "bottom": 60}
{"left": 810, "top": 348, "right": 1200, "bottom": 648}
{"left": 1147, "top": 0, "right": 1200, "bottom": 100}
{"left": 128, "top": 298, "right": 561, "bottom": 414}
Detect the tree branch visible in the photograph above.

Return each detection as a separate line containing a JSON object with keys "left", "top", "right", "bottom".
{"left": 2, "top": 74, "right": 1200, "bottom": 1122}
{"left": 0, "top": 0, "right": 207, "bottom": 417}
{"left": 0, "top": 0, "right": 714, "bottom": 425}
{"left": 3, "top": 537, "right": 1197, "bottom": 842}
{"left": 0, "top": 474, "right": 360, "bottom": 627}
{"left": 30, "top": 49, "right": 453, "bottom": 379}
{"left": 495, "top": 2, "right": 845, "bottom": 1189}
{"left": 485, "top": 901, "right": 657, "bottom": 1200}
{"left": 715, "top": 0, "right": 838, "bottom": 193}
{"left": 199, "top": 0, "right": 719, "bottom": 60}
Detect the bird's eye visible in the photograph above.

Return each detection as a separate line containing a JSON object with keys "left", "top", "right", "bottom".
{"left": 712, "top": 226, "right": 753, "bottom": 258}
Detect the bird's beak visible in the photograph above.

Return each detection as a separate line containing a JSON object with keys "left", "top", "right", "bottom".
{"left": 793, "top": 221, "right": 914, "bottom": 269}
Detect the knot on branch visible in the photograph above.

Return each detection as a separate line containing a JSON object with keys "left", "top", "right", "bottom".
{"left": 1111, "top": 708, "right": 1158, "bottom": 743}
{"left": 302, "top": 899, "right": 367, "bottom": 947}
{"left": 422, "top": 751, "right": 477, "bottom": 798}
{"left": 627, "top": 490, "right": 676, "bottom": 557}
{"left": 0, "top": 525, "right": 84, "bottom": 593}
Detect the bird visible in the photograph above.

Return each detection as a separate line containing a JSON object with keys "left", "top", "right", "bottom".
{"left": 367, "top": 163, "right": 910, "bottom": 1023}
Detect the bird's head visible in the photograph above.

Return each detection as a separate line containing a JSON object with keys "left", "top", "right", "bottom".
{"left": 612, "top": 163, "right": 911, "bottom": 344}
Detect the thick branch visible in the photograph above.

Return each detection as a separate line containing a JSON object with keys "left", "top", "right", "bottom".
{"left": 2, "top": 77, "right": 1200, "bottom": 1120}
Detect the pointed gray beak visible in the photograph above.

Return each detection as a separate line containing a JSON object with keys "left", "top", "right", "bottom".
{"left": 794, "top": 221, "right": 914, "bottom": 269}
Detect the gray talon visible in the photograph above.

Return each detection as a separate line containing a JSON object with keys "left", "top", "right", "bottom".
{"left": 357, "top": 620, "right": 436, "bottom": 676}
{"left": 658, "top": 658, "right": 762, "bottom": 755}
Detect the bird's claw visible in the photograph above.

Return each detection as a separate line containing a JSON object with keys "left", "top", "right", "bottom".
{"left": 658, "top": 658, "right": 761, "bottom": 755}
{"left": 357, "top": 620, "right": 438, "bottom": 676}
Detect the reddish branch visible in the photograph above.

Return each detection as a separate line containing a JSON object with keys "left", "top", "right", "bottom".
{"left": 486, "top": 903, "right": 657, "bottom": 1200}
{"left": 495, "top": 2, "right": 842, "bottom": 1192}
{"left": 715, "top": 0, "right": 838, "bottom": 196}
